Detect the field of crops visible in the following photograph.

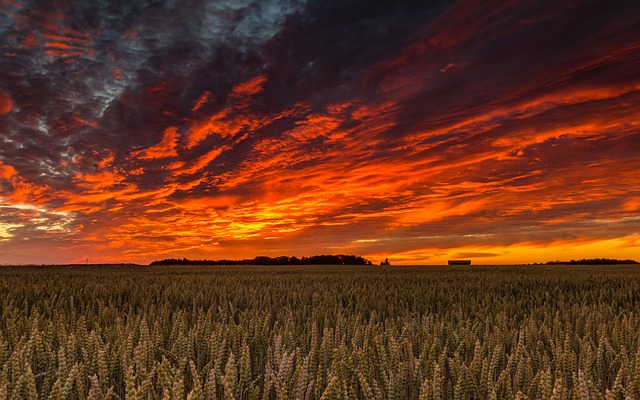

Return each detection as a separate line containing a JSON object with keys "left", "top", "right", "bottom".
{"left": 1, "top": 264, "right": 639, "bottom": 399}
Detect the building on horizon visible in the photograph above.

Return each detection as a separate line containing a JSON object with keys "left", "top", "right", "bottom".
{"left": 448, "top": 260, "right": 471, "bottom": 265}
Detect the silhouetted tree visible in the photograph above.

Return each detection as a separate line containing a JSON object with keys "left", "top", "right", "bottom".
{"left": 289, "top": 256, "right": 301, "bottom": 265}
{"left": 545, "top": 258, "right": 638, "bottom": 265}
{"left": 150, "top": 254, "right": 373, "bottom": 266}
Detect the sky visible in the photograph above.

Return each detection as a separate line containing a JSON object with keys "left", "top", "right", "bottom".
{"left": 0, "top": 0, "right": 639, "bottom": 265}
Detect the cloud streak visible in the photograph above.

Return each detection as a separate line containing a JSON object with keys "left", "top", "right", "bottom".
{"left": 1, "top": 0, "right": 639, "bottom": 264}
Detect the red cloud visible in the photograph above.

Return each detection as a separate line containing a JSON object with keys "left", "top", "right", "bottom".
{"left": 0, "top": 91, "right": 12, "bottom": 115}
{"left": 0, "top": 161, "right": 16, "bottom": 179}
{"left": 131, "top": 127, "right": 180, "bottom": 160}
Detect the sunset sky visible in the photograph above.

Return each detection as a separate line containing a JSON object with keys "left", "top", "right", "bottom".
{"left": 1, "top": 0, "right": 639, "bottom": 265}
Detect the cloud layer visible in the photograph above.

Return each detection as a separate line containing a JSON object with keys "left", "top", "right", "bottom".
{"left": 1, "top": 0, "right": 639, "bottom": 264}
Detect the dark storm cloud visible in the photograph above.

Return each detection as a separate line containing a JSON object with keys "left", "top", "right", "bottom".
{"left": 0, "top": 0, "right": 306, "bottom": 179}
{"left": 2, "top": 0, "right": 454, "bottom": 192}
{"left": 257, "top": 0, "right": 453, "bottom": 112}
{"left": 372, "top": 0, "right": 640, "bottom": 141}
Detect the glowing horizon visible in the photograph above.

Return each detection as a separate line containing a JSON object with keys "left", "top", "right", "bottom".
{"left": 1, "top": 0, "right": 639, "bottom": 265}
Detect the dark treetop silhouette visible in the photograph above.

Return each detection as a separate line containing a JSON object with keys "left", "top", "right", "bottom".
{"left": 150, "top": 254, "right": 373, "bottom": 266}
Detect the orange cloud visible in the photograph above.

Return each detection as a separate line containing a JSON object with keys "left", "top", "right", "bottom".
{"left": 184, "top": 78, "right": 275, "bottom": 149}
{"left": 0, "top": 91, "right": 12, "bottom": 115}
{"left": 5, "top": 177, "right": 50, "bottom": 204}
{"left": 170, "top": 147, "right": 226, "bottom": 176}
{"left": 232, "top": 75, "right": 267, "bottom": 98}
{"left": 40, "top": 31, "right": 89, "bottom": 44}
{"left": 0, "top": 161, "right": 16, "bottom": 179}
{"left": 131, "top": 127, "right": 180, "bottom": 160}
{"left": 45, "top": 41, "right": 83, "bottom": 50}
{"left": 192, "top": 91, "right": 211, "bottom": 113}
{"left": 185, "top": 109, "right": 257, "bottom": 149}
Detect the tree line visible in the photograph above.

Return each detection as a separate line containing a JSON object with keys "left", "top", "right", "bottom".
{"left": 150, "top": 254, "right": 373, "bottom": 266}
{"left": 542, "top": 258, "right": 638, "bottom": 265}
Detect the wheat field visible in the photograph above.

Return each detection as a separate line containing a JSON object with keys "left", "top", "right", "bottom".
{"left": 1, "top": 264, "right": 639, "bottom": 399}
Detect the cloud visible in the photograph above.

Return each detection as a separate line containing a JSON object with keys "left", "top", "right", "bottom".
{"left": 131, "top": 127, "right": 179, "bottom": 160}
{"left": 453, "top": 252, "right": 501, "bottom": 259}
{"left": 0, "top": 90, "right": 12, "bottom": 115}
{"left": 0, "top": 0, "right": 639, "bottom": 264}
{"left": 0, "top": 161, "right": 16, "bottom": 179}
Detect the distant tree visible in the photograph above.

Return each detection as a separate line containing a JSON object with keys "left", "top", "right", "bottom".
{"left": 253, "top": 256, "right": 276, "bottom": 265}
{"left": 276, "top": 256, "right": 290, "bottom": 265}
{"left": 289, "top": 256, "right": 301, "bottom": 265}
{"left": 150, "top": 254, "right": 373, "bottom": 266}
{"left": 380, "top": 258, "right": 390, "bottom": 266}
{"left": 545, "top": 258, "right": 638, "bottom": 265}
